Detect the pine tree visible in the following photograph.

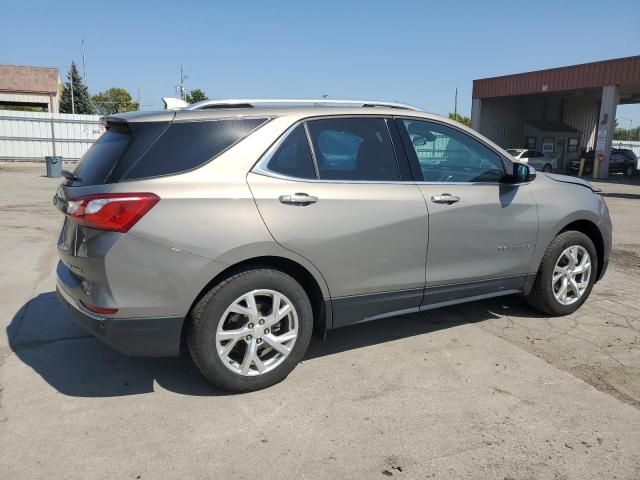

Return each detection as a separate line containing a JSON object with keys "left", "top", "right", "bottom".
{"left": 59, "top": 62, "right": 95, "bottom": 114}
{"left": 186, "top": 88, "right": 208, "bottom": 104}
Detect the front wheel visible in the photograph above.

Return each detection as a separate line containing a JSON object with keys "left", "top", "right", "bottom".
{"left": 188, "top": 268, "right": 313, "bottom": 392}
{"left": 527, "top": 231, "right": 597, "bottom": 316}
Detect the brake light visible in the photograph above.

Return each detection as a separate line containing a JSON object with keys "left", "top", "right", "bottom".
{"left": 66, "top": 193, "right": 159, "bottom": 233}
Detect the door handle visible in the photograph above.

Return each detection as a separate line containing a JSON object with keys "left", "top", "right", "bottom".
{"left": 279, "top": 193, "right": 318, "bottom": 206}
{"left": 431, "top": 193, "right": 460, "bottom": 205}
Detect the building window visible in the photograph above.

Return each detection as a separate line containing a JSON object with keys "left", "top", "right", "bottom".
{"left": 525, "top": 136, "right": 536, "bottom": 149}
{"left": 542, "top": 137, "right": 555, "bottom": 154}
{"left": 568, "top": 138, "right": 579, "bottom": 153}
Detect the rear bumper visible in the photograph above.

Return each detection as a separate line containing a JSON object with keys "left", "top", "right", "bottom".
{"left": 56, "top": 284, "right": 184, "bottom": 357}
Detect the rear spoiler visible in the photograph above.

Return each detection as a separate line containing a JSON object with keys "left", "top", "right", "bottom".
{"left": 162, "top": 97, "right": 190, "bottom": 110}
{"left": 100, "top": 116, "right": 131, "bottom": 134}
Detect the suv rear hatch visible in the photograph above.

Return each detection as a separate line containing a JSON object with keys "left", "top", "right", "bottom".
{"left": 55, "top": 112, "right": 269, "bottom": 314}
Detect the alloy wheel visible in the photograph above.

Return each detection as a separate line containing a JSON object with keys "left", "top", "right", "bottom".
{"left": 215, "top": 289, "right": 298, "bottom": 376}
{"left": 552, "top": 245, "right": 592, "bottom": 305}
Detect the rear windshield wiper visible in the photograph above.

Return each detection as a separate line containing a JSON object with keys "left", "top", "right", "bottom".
{"left": 61, "top": 170, "right": 82, "bottom": 182}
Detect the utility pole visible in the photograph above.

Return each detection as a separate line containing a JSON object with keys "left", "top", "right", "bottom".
{"left": 137, "top": 88, "right": 142, "bottom": 111}
{"left": 454, "top": 87, "right": 458, "bottom": 117}
{"left": 180, "top": 65, "right": 186, "bottom": 101}
{"left": 49, "top": 93, "right": 57, "bottom": 156}
{"left": 70, "top": 64, "right": 75, "bottom": 114}
{"left": 82, "top": 38, "right": 87, "bottom": 85}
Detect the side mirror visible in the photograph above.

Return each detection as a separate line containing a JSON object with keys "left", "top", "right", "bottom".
{"left": 412, "top": 136, "right": 427, "bottom": 146}
{"left": 509, "top": 162, "right": 536, "bottom": 183}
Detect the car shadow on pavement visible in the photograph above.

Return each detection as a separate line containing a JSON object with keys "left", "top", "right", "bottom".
{"left": 7, "top": 291, "right": 541, "bottom": 398}
{"left": 600, "top": 192, "right": 640, "bottom": 200}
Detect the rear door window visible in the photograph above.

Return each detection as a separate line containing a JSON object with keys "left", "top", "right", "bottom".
{"left": 266, "top": 125, "right": 317, "bottom": 179}
{"left": 306, "top": 118, "right": 400, "bottom": 181}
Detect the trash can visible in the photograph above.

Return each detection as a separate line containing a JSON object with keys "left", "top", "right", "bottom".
{"left": 45, "top": 156, "right": 63, "bottom": 178}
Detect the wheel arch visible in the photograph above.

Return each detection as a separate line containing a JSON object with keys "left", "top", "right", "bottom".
{"left": 557, "top": 219, "right": 605, "bottom": 282}
{"left": 184, "top": 255, "right": 331, "bottom": 347}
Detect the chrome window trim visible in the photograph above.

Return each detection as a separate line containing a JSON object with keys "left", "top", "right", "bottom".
{"left": 251, "top": 114, "right": 530, "bottom": 186}
{"left": 253, "top": 115, "right": 408, "bottom": 184}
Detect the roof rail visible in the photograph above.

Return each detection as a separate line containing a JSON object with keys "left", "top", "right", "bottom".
{"left": 181, "top": 98, "right": 422, "bottom": 111}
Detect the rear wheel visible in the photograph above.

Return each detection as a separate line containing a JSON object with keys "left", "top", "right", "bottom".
{"left": 542, "top": 164, "right": 553, "bottom": 173}
{"left": 527, "top": 231, "right": 597, "bottom": 316}
{"left": 624, "top": 163, "right": 635, "bottom": 177}
{"left": 188, "top": 268, "right": 313, "bottom": 392}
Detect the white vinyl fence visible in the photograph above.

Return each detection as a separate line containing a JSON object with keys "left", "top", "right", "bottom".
{"left": 0, "top": 110, "right": 103, "bottom": 161}
{"left": 612, "top": 140, "right": 640, "bottom": 158}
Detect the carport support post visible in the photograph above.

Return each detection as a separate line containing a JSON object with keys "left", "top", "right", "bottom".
{"left": 471, "top": 98, "right": 482, "bottom": 131}
{"left": 49, "top": 113, "right": 57, "bottom": 157}
{"left": 594, "top": 85, "right": 619, "bottom": 179}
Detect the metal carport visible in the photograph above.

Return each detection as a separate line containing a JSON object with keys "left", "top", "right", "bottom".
{"left": 471, "top": 55, "right": 640, "bottom": 178}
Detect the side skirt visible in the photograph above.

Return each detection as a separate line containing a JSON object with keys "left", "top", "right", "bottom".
{"left": 329, "top": 275, "right": 529, "bottom": 330}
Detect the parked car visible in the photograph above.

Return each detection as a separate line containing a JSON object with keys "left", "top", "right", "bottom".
{"left": 55, "top": 98, "right": 612, "bottom": 392}
{"left": 568, "top": 148, "right": 637, "bottom": 176}
{"left": 615, "top": 148, "right": 639, "bottom": 176}
{"left": 506, "top": 149, "right": 557, "bottom": 172}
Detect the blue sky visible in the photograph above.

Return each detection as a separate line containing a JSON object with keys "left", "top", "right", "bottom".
{"left": 2, "top": 0, "right": 640, "bottom": 124}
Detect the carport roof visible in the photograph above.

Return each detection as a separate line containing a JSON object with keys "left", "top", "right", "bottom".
{"left": 473, "top": 55, "right": 640, "bottom": 99}
{"left": 524, "top": 120, "right": 580, "bottom": 133}
{"left": 0, "top": 65, "right": 59, "bottom": 94}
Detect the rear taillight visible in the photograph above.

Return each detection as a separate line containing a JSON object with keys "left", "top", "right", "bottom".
{"left": 66, "top": 193, "right": 159, "bottom": 233}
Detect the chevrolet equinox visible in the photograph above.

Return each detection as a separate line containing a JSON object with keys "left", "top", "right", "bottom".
{"left": 55, "top": 98, "right": 612, "bottom": 392}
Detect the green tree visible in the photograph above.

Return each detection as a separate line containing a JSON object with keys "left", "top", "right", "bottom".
{"left": 448, "top": 112, "right": 471, "bottom": 127}
{"left": 186, "top": 88, "right": 208, "bottom": 104}
{"left": 59, "top": 62, "right": 95, "bottom": 114}
{"left": 92, "top": 87, "right": 139, "bottom": 115}
{"left": 0, "top": 104, "right": 46, "bottom": 112}
{"left": 614, "top": 126, "right": 640, "bottom": 141}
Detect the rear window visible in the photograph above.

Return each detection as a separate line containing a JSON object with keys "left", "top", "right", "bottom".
{"left": 68, "top": 124, "right": 140, "bottom": 186}
{"left": 68, "top": 117, "right": 267, "bottom": 186}
{"left": 122, "top": 118, "right": 267, "bottom": 180}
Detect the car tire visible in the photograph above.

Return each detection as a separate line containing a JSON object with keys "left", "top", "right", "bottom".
{"left": 542, "top": 164, "right": 552, "bottom": 173}
{"left": 188, "top": 268, "right": 313, "bottom": 392}
{"left": 526, "top": 231, "right": 597, "bottom": 316}
{"left": 624, "top": 163, "right": 635, "bottom": 177}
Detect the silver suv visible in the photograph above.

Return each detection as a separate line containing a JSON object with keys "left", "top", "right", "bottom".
{"left": 55, "top": 98, "right": 612, "bottom": 392}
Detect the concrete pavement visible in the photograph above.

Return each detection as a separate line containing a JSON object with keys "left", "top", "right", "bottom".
{"left": 1, "top": 163, "right": 639, "bottom": 479}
